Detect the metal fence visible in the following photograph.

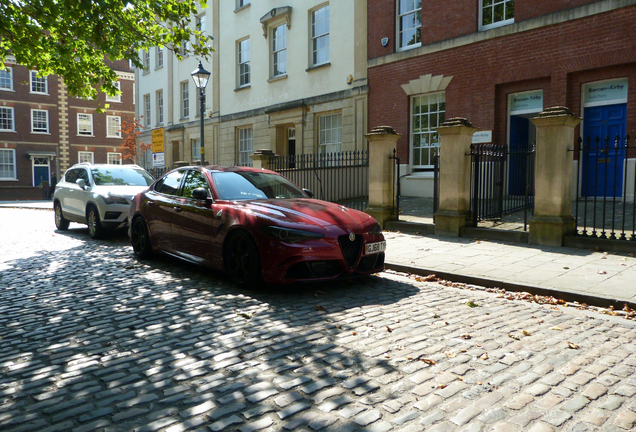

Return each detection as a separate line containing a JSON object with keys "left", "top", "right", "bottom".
{"left": 149, "top": 167, "right": 167, "bottom": 179}
{"left": 573, "top": 134, "right": 636, "bottom": 240}
{"left": 469, "top": 143, "right": 536, "bottom": 230}
{"left": 270, "top": 151, "right": 369, "bottom": 211}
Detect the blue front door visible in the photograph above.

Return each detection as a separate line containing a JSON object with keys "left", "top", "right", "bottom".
{"left": 582, "top": 104, "right": 626, "bottom": 197}
{"left": 34, "top": 165, "right": 49, "bottom": 187}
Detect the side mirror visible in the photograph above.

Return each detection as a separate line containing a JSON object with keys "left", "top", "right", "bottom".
{"left": 76, "top": 179, "right": 86, "bottom": 190}
{"left": 303, "top": 188, "right": 314, "bottom": 198}
{"left": 192, "top": 187, "right": 211, "bottom": 201}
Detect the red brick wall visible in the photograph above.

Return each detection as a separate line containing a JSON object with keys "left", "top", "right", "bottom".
{"left": 368, "top": 6, "right": 636, "bottom": 162}
{"left": 370, "top": 0, "right": 608, "bottom": 60}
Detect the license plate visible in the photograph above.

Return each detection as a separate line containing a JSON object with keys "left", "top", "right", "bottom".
{"left": 364, "top": 241, "right": 386, "bottom": 255}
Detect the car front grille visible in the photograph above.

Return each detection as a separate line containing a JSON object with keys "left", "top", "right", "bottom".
{"left": 285, "top": 260, "right": 342, "bottom": 280}
{"left": 357, "top": 253, "right": 385, "bottom": 273}
{"left": 104, "top": 211, "right": 122, "bottom": 220}
{"left": 338, "top": 234, "right": 362, "bottom": 269}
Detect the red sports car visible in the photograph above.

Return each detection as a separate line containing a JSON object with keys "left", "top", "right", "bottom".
{"left": 128, "top": 166, "right": 385, "bottom": 286}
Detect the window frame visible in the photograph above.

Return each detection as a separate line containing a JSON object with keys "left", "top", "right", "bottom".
{"left": 181, "top": 81, "right": 190, "bottom": 119}
{"left": 396, "top": 0, "right": 422, "bottom": 51}
{"left": 78, "top": 151, "right": 94, "bottom": 164}
{"left": 77, "top": 113, "right": 94, "bottom": 136}
{"left": 156, "top": 89, "right": 164, "bottom": 125}
{"left": 144, "top": 94, "right": 151, "bottom": 127}
{"left": 0, "top": 67, "right": 13, "bottom": 91}
{"left": 410, "top": 91, "right": 445, "bottom": 170}
{"left": 237, "top": 127, "right": 253, "bottom": 167}
{"left": 311, "top": 4, "right": 330, "bottom": 67}
{"left": 0, "top": 148, "right": 17, "bottom": 180}
{"left": 30, "top": 71, "right": 48, "bottom": 94}
{"left": 155, "top": 47, "right": 164, "bottom": 69}
{"left": 105, "top": 81, "right": 121, "bottom": 103}
{"left": 237, "top": 38, "right": 251, "bottom": 88}
{"left": 106, "top": 115, "right": 122, "bottom": 138}
{"left": 479, "top": 0, "right": 515, "bottom": 31}
{"left": 236, "top": 0, "right": 250, "bottom": 10}
{"left": 107, "top": 152, "right": 122, "bottom": 165}
{"left": 31, "top": 109, "right": 49, "bottom": 134}
{"left": 142, "top": 50, "right": 150, "bottom": 71}
{"left": 0, "top": 107, "right": 15, "bottom": 132}
{"left": 318, "top": 113, "right": 343, "bottom": 154}
{"left": 271, "top": 23, "right": 288, "bottom": 79}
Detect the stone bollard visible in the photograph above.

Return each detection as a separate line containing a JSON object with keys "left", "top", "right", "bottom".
{"left": 434, "top": 118, "right": 478, "bottom": 236}
{"left": 250, "top": 150, "right": 275, "bottom": 170}
{"left": 529, "top": 107, "right": 581, "bottom": 246}
{"left": 364, "top": 126, "right": 401, "bottom": 227}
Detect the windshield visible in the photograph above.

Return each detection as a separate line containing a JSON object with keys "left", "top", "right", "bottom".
{"left": 212, "top": 171, "right": 307, "bottom": 201}
{"left": 91, "top": 167, "right": 154, "bottom": 186}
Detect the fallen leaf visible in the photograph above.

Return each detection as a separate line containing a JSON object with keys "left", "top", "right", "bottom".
{"left": 551, "top": 326, "right": 562, "bottom": 331}
{"left": 597, "top": 270, "right": 607, "bottom": 275}
{"left": 352, "top": 331, "right": 357, "bottom": 335}
{"left": 386, "top": 325, "right": 393, "bottom": 333}
{"left": 437, "top": 384, "right": 448, "bottom": 389}
{"left": 316, "top": 305, "right": 326, "bottom": 311}
{"left": 461, "top": 334, "right": 471, "bottom": 340}
{"left": 522, "top": 330, "right": 531, "bottom": 336}
{"left": 466, "top": 301, "right": 480, "bottom": 308}
{"left": 508, "top": 334, "right": 520, "bottom": 340}
{"left": 480, "top": 353, "right": 489, "bottom": 360}
{"left": 567, "top": 341, "right": 581, "bottom": 349}
{"left": 444, "top": 351, "right": 457, "bottom": 358}
{"left": 421, "top": 358, "right": 436, "bottom": 365}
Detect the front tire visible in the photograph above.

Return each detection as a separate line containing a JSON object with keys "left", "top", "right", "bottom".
{"left": 54, "top": 202, "right": 69, "bottom": 231}
{"left": 224, "top": 230, "right": 261, "bottom": 288}
{"left": 87, "top": 206, "right": 104, "bottom": 239}
{"left": 131, "top": 217, "right": 152, "bottom": 259}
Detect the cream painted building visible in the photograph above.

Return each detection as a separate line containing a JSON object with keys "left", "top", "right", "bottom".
{"left": 135, "top": 0, "right": 368, "bottom": 169}
{"left": 218, "top": 1, "right": 368, "bottom": 166}
{"left": 135, "top": 1, "right": 220, "bottom": 170}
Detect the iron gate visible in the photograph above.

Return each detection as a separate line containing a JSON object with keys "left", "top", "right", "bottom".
{"left": 469, "top": 143, "right": 536, "bottom": 229}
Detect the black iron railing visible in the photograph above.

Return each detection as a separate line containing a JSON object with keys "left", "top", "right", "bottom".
{"left": 573, "top": 134, "right": 635, "bottom": 240}
{"left": 270, "top": 151, "right": 369, "bottom": 211}
{"left": 469, "top": 143, "right": 535, "bottom": 230}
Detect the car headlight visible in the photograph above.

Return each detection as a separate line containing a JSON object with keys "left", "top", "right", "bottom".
{"left": 260, "top": 226, "right": 324, "bottom": 243}
{"left": 368, "top": 223, "right": 383, "bottom": 235}
{"left": 102, "top": 195, "right": 128, "bottom": 205}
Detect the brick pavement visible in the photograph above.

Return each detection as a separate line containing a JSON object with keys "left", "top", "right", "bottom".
{"left": 1, "top": 208, "right": 636, "bottom": 431}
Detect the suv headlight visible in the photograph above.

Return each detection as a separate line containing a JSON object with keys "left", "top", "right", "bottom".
{"left": 260, "top": 226, "right": 324, "bottom": 243}
{"left": 368, "top": 223, "right": 383, "bottom": 235}
{"left": 102, "top": 195, "right": 128, "bottom": 205}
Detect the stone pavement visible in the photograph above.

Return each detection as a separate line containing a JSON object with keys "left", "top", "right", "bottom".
{"left": 2, "top": 208, "right": 636, "bottom": 432}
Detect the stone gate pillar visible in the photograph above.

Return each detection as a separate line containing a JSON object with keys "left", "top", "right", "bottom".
{"left": 529, "top": 107, "right": 581, "bottom": 246}
{"left": 435, "top": 118, "right": 477, "bottom": 236}
{"left": 364, "top": 126, "right": 401, "bottom": 227}
{"left": 250, "top": 150, "right": 275, "bottom": 170}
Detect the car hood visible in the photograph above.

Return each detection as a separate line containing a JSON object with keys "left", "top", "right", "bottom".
{"left": 233, "top": 198, "right": 373, "bottom": 228}
{"left": 92, "top": 185, "right": 149, "bottom": 200}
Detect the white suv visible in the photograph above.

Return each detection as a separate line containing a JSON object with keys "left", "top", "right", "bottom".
{"left": 53, "top": 163, "right": 154, "bottom": 239}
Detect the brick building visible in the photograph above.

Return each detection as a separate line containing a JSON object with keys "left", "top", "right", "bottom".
{"left": 367, "top": 0, "right": 636, "bottom": 198}
{"left": 0, "top": 58, "right": 135, "bottom": 200}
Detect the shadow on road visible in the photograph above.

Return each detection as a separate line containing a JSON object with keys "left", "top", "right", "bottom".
{"left": 0, "top": 231, "right": 424, "bottom": 431}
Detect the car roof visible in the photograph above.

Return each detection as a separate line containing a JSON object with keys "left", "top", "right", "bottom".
{"left": 179, "top": 165, "right": 278, "bottom": 175}
{"left": 70, "top": 163, "right": 145, "bottom": 170}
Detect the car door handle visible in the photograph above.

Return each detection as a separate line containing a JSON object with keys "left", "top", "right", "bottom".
{"left": 174, "top": 207, "right": 182, "bottom": 213}
{"left": 147, "top": 201, "right": 154, "bottom": 207}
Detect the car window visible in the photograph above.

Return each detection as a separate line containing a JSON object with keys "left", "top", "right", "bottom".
{"left": 91, "top": 167, "right": 154, "bottom": 186}
{"left": 77, "top": 169, "right": 90, "bottom": 185}
{"left": 181, "top": 170, "right": 211, "bottom": 199}
{"left": 155, "top": 170, "right": 185, "bottom": 196}
{"left": 64, "top": 169, "right": 79, "bottom": 184}
{"left": 213, "top": 171, "right": 306, "bottom": 201}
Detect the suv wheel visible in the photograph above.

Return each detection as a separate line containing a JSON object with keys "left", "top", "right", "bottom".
{"left": 87, "top": 206, "right": 104, "bottom": 239}
{"left": 54, "top": 202, "right": 70, "bottom": 231}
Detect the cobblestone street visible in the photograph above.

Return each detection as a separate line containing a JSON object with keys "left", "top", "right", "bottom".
{"left": 1, "top": 208, "right": 636, "bottom": 432}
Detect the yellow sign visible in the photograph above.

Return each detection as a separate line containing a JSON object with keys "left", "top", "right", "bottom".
{"left": 152, "top": 128, "right": 164, "bottom": 153}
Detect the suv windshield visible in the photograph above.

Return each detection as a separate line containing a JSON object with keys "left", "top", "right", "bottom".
{"left": 213, "top": 172, "right": 306, "bottom": 201}
{"left": 91, "top": 167, "right": 154, "bottom": 186}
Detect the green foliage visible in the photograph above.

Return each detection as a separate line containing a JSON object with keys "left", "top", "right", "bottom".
{"left": 0, "top": 0, "right": 213, "bottom": 103}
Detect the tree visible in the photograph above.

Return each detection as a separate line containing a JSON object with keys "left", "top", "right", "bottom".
{"left": 119, "top": 115, "right": 151, "bottom": 165}
{"left": 0, "top": 0, "right": 213, "bottom": 101}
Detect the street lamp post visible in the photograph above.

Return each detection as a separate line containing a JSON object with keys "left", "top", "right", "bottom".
{"left": 191, "top": 61, "right": 211, "bottom": 165}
